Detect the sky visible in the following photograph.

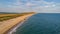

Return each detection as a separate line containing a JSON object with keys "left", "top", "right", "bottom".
{"left": 0, "top": 0, "right": 60, "bottom": 13}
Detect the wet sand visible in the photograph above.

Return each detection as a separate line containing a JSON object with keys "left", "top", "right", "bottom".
{"left": 0, "top": 14, "right": 34, "bottom": 34}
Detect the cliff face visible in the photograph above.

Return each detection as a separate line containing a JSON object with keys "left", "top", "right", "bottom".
{"left": 0, "top": 14, "right": 34, "bottom": 34}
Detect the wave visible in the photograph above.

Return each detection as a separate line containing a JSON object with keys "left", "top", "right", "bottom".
{"left": 7, "top": 16, "right": 32, "bottom": 34}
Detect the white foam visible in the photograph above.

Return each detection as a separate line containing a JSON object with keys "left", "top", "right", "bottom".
{"left": 7, "top": 16, "right": 30, "bottom": 34}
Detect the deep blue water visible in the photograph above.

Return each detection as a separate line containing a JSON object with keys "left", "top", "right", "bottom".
{"left": 15, "top": 13, "right": 60, "bottom": 34}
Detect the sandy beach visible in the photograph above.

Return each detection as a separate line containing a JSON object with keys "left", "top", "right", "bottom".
{"left": 0, "top": 14, "right": 34, "bottom": 34}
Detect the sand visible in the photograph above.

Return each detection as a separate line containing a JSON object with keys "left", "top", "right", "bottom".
{"left": 0, "top": 14, "right": 34, "bottom": 34}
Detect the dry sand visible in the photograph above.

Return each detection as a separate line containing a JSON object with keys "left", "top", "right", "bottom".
{"left": 0, "top": 14, "right": 34, "bottom": 34}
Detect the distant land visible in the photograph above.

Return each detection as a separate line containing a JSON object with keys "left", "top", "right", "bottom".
{"left": 0, "top": 12, "right": 21, "bottom": 14}
{"left": 0, "top": 12, "right": 35, "bottom": 14}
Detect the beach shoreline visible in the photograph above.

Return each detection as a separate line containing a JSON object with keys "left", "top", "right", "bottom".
{"left": 0, "top": 14, "right": 35, "bottom": 34}
{"left": 5, "top": 14, "right": 34, "bottom": 34}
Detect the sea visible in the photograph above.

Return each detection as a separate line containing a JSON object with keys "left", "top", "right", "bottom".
{"left": 14, "top": 13, "right": 60, "bottom": 34}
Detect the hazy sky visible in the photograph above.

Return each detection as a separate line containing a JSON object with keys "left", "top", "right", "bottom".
{"left": 0, "top": 0, "right": 60, "bottom": 13}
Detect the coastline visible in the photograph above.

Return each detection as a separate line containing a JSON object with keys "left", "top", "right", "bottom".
{"left": 0, "top": 14, "right": 35, "bottom": 34}
{"left": 6, "top": 14, "right": 34, "bottom": 34}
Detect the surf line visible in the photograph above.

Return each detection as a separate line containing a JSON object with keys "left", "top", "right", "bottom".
{"left": 7, "top": 15, "right": 32, "bottom": 34}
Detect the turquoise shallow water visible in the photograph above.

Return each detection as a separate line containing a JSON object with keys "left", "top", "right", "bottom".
{"left": 15, "top": 13, "right": 60, "bottom": 34}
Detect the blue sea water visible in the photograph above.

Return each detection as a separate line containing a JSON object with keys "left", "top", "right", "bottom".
{"left": 15, "top": 13, "right": 60, "bottom": 34}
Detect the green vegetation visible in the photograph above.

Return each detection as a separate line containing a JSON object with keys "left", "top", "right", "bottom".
{"left": 0, "top": 12, "right": 35, "bottom": 21}
{"left": 0, "top": 15, "right": 21, "bottom": 21}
